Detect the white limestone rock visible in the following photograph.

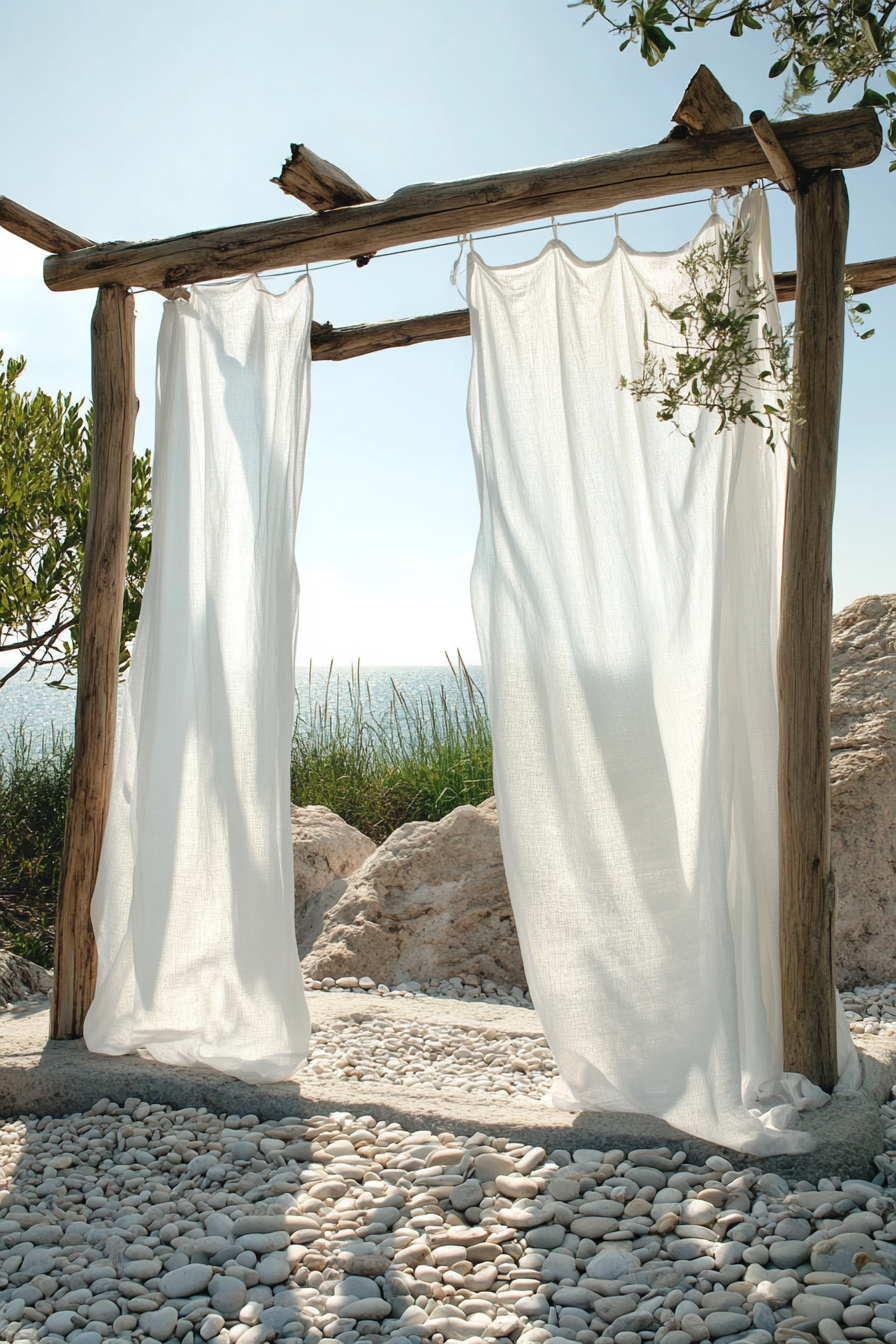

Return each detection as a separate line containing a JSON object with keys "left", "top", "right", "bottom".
{"left": 302, "top": 797, "right": 526, "bottom": 988}
{"left": 831, "top": 594, "right": 896, "bottom": 988}
{"left": 0, "top": 949, "right": 52, "bottom": 1004}
{"left": 291, "top": 804, "right": 376, "bottom": 958}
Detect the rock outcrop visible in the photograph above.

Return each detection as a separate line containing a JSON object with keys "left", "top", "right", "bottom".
{"left": 292, "top": 805, "right": 376, "bottom": 959}
{"left": 831, "top": 594, "right": 896, "bottom": 989}
{"left": 302, "top": 797, "right": 525, "bottom": 989}
{"left": 0, "top": 950, "right": 52, "bottom": 1003}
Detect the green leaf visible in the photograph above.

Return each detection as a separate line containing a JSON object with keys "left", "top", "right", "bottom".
{"left": 888, "top": 70, "right": 896, "bottom": 89}
{"left": 857, "top": 86, "right": 888, "bottom": 106}
{"left": 769, "top": 56, "right": 791, "bottom": 77}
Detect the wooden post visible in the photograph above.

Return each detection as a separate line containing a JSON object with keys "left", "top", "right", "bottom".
{"left": 778, "top": 170, "right": 848, "bottom": 1090}
{"left": 51, "top": 285, "right": 138, "bottom": 1040}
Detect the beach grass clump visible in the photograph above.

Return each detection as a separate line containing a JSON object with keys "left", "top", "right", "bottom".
{"left": 0, "top": 727, "right": 71, "bottom": 968}
{"left": 290, "top": 655, "right": 494, "bottom": 843}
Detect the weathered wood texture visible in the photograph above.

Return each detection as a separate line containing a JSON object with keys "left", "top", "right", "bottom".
{"left": 750, "top": 111, "right": 798, "bottom": 200}
{"left": 779, "top": 171, "right": 849, "bottom": 1091}
{"left": 311, "top": 310, "right": 471, "bottom": 360}
{"left": 272, "top": 143, "right": 375, "bottom": 210}
{"left": 670, "top": 64, "right": 744, "bottom": 136}
{"left": 51, "top": 285, "right": 138, "bottom": 1041}
{"left": 43, "top": 107, "right": 880, "bottom": 293}
{"left": 0, "top": 195, "right": 94, "bottom": 252}
{"left": 776, "top": 253, "right": 896, "bottom": 302}
{"left": 309, "top": 248, "right": 896, "bottom": 359}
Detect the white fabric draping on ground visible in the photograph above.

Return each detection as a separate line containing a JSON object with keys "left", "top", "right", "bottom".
{"left": 466, "top": 192, "right": 859, "bottom": 1154}
{"left": 84, "top": 275, "right": 312, "bottom": 1083}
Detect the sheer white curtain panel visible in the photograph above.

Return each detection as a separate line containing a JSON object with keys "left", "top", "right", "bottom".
{"left": 466, "top": 192, "right": 858, "bottom": 1154}
{"left": 84, "top": 275, "right": 312, "bottom": 1083}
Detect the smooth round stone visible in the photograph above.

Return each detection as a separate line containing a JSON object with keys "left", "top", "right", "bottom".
{"left": 552, "top": 1288, "right": 596, "bottom": 1309}
{"left": 613, "top": 1333, "right": 642, "bottom": 1344}
{"left": 549, "top": 1179, "right": 581, "bottom": 1202}
{"left": 257, "top": 1251, "right": 291, "bottom": 1286}
{"left": 237, "top": 1233, "right": 290, "bottom": 1254}
{"left": 743, "top": 1245, "right": 769, "bottom": 1265}
{"left": 526, "top": 1227, "right": 567, "bottom": 1251}
{"left": 211, "top": 1275, "right": 248, "bottom": 1313}
{"left": 328, "top": 1278, "right": 382, "bottom": 1306}
{"left": 160, "top": 1264, "right": 215, "bottom": 1297}
{"left": 662, "top": 1333, "right": 694, "bottom": 1344}
{"left": 675, "top": 1226, "right": 719, "bottom": 1242}
{"left": 679, "top": 1315, "right": 710, "bottom": 1342}
{"left": 86, "top": 1303, "right": 120, "bottom": 1324}
{"left": 669, "top": 1240, "right": 715, "bottom": 1262}
{"left": 309, "top": 1180, "right": 348, "bottom": 1200}
{"left": 541, "top": 1251, "right": 578, "bottom": 1281}
{"left": 579, "top": 1200, "right": 625, "bottom": 1219}
{"left": 449, "top": 1180, "right": 484, "bottom": 1211}
{"left": 44, "top": 1312, "right": 87, "bottom": 1336}
{"left": 703, "top": 1312, "right": 750, "bottom": 1338}
{"left": 199, "top": 1316, "right": 226, "bottom": 1341}
{"left": 474, "top": 1154, "right": 516, "bottom": 1181}
{"left": 770, "top": 1241, "right": 813, "bottom": 1270}
{"left": 138, "top": 1307, "right": 179, "bottom": 1342}
{"left": 68, "top": 1332, "right": 102, "bottom": 1344}
{"left": 337, "top": 1299, "right": 392, "bottom": 1321}
{"left": 811, "top": 1234, "right": 880, "bottom": 1276}
{"left": 625, "top": 1167, "right": 668, "bottom": 1190}
{"left": 680, "top": 1201, "right": 719, "bottom": 1227}
{"left": 751, "top": 1305, "right": 776, "bottom": 1334}
{"left": 584, "top": 1247, "right": 641, "bottom": 1278}
{"left": 570, "top": 1218, "right": 617, "bottom": 1239}
{"left": 818, "top": 1322, "right": 847, "bottom": 1343}
{"left": 793, "top": 1296, "right": 846, "bottom": 1325}
{"left": 235, "top": 1327, "right": 274, "bottom": 1344}
{"left": 778, "top": 1219, "right": 813, "bottom": 1241}
{"left": 516, "top": 1294, "right": 551, "bottom": 1318}
{"left": 841, "top": 1214, "right": 885, "bottom": 1236}
{"left": 496, "top": 1174, "right": 539, "bottom": 1199}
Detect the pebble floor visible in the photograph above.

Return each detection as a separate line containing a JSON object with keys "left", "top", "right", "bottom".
{"left": 4, "top": 982, "right": 896, "bottom": 1344}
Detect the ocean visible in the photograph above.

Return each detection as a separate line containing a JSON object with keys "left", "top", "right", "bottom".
{"left": 0, "top": 662, "right": 486, "bottom": 752}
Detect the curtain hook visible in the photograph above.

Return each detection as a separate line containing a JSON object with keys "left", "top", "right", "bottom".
{"left": 614, "top": 213, "right": 620, "bottom": 238}
{"left": 551, "top": 217, "right": 559, "bottom": 241}
{"left": 710, "top": 192, "right": 720, "bottom": 216}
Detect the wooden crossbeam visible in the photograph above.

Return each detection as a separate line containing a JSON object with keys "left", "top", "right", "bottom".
{"left": 309, "top": 254, "right": 896, "bottom": 361}
{"left": 750, "top": 111, "right": 798, "bottom": 201}
{"left": 40, "top": 107, "right": 880, "bottom": 293}
{"left": 272, "top": 144, "right": 375, "bottom": 211}
{"left": 0, "top": 195, "right": 94, "bottom": 253}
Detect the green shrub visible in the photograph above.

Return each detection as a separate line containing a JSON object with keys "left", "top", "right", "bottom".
{"left": 290, "top": 656, "right": 493, "bottom": 843}
{"left": 0, "top": 659, "right": 494, "bottom": 964}
{"left": 0, "top": 726, "right": 72, "bottom": 968}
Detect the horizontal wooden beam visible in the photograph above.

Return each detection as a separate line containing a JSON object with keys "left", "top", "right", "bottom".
{"left": 0, "top": 195, "right": 94, "bottom": 253}
{"left": 272, "top": 144, "right": 375, "bottom": 211}
{"left": 775, "top": 254, "right": 896, "bottom": 303}
{"left": 42, "top": 107, "right": 881, "bottom": 293}
{"left": 310, "top": 310, "right": 470, "bottom": 360}
{"left": 310, "top": 253, "right": 896, "bottom": 360}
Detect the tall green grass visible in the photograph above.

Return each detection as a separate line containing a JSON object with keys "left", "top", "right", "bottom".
{"left": 0, "top": 660, "right": 494, "bottom": 965}
{"left": 290, "top": 655, "right": 494, "bottom": 843}
{"left": 0, "top": 727, "right": 72, "bottom": 968}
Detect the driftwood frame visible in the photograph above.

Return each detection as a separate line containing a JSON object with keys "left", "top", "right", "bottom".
{"left": 0, "top": 67, "right": 889, "bottom": 1092}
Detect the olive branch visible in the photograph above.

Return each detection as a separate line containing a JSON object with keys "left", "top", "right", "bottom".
{"left": 619, "top": 219, "right": 801, "bottom": 457}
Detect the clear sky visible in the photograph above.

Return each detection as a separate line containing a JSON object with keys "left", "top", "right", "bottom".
{"left": 1, "top": 0, "right": 893, "bottom": 664}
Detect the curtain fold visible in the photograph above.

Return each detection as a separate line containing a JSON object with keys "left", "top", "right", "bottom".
{"left": 466, "top": 193, "right": 858, "bottom": 1154}
{"left": 84, "top": 275, "right": 312, "bottom": 1084}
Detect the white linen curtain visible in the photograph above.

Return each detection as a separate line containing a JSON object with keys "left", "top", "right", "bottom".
{"left": 466, "top": 192, "right": 858, "bottom": 1154}
{"left": 83, "top": 275, "right": 312, "bottom": 1083}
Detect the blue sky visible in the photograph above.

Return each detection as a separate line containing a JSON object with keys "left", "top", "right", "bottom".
{"left": 1, "top": 0, "right": 893, "bottom": 664}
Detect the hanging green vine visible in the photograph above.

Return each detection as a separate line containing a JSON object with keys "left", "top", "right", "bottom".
{"left": 619, "top": 218, "right": 801, "bottom": 455}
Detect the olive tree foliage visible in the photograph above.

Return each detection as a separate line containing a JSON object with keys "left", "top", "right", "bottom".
{"left": 572, "top": 0, "right": 896, "bottom": 160}
{"left": 0, "top": 352, "right": 152, "bottom": 690}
